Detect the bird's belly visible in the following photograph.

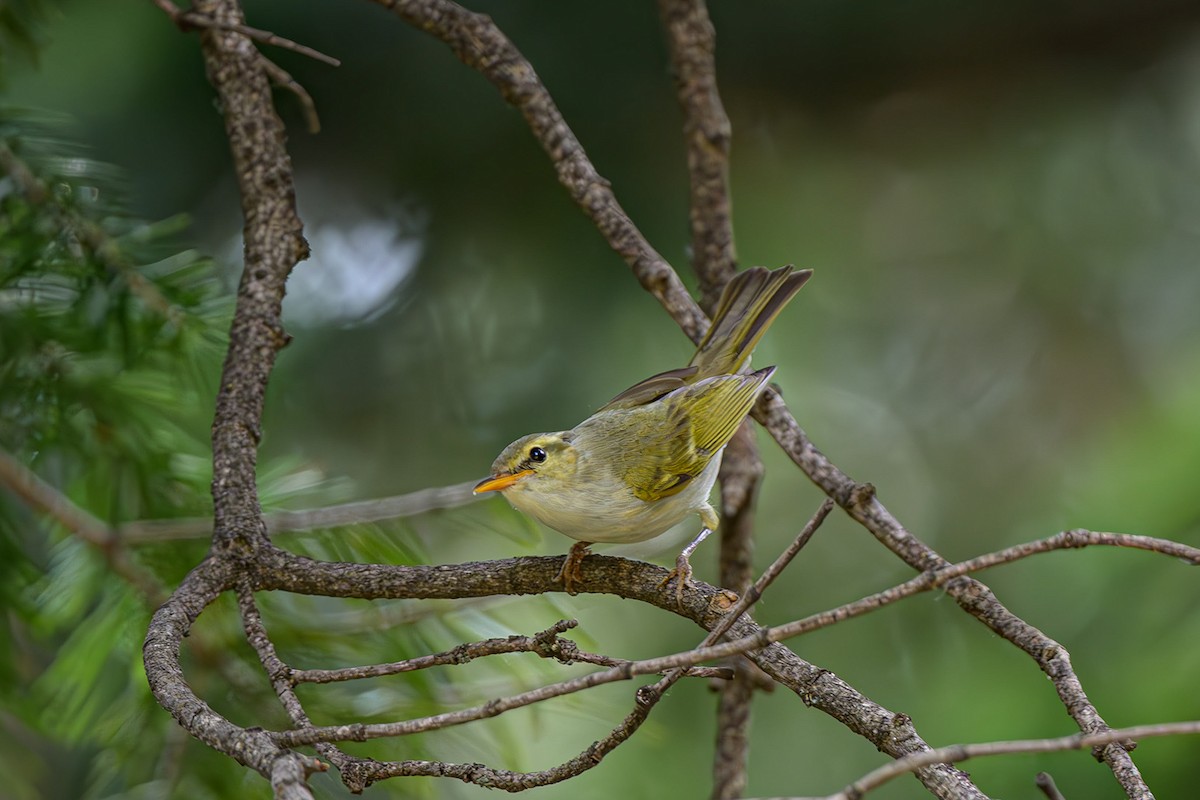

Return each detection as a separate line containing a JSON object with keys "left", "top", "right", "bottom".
{"left": 506, "top": 454, "right": 722, "bottom": 544}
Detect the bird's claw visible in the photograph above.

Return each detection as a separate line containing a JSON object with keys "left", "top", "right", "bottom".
{"left": 555, "top": 542, "right": 592, "bottom": 595}
{"left": 657, "top": 553, "right": 694, "bottom": 607}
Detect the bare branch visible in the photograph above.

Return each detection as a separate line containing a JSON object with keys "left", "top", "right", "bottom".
{"left": 752, "top": 392, "right": 1158, "bottom": 797}
{"left": 658, "top": 2, "right": 747, "bottom": 792}
{"left": 377, "top": 0, "right": 709, "bottom": 344}
{"left": 658, "top": 0, "right": 737, "bottom": 303}
{"left": 725, "top": 528, "right": 1200, "bottom": 645}
{"left": 236, "top": 580, "right": 352, "bottom": 773}
{"left": 802, "top": 721, "right": 1200, "bottom": 800}
{"left": 193, "top": 0, "right": 309, "bottom": 556}
{"left": 259, "top": 56, "right": 323, "bottom": 134}
{"left": 290, "top": 618, "right": 732, "bottom": 684}
{"left": 150, "top": 0, "right": 341, "bottom": 67}
{"left": 144, "top": 0, "right": 313, "bottom": 786}
{"left": 1036, "top": 772, "right": 1066, "bottom": 800}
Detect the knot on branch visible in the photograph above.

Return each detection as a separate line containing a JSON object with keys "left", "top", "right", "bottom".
{"left": 1059, "top": 528, "right": 1092, "bottom": 549}
{"left": 337, "top": 757, "right": 379, "bottom": 793}
{"left": 531, "top": 619, "right": 581, "bottom": 662}
{"left": 841, "top": 481, "right": 876, "bottom": 511}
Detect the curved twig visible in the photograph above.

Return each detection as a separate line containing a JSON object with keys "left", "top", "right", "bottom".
{"left": 811, "top": 721, "right": 1200, "bottom": 800}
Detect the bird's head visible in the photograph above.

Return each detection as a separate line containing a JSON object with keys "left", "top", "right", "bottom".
{"left": 473, "top": 431, "right": 577, "bottom": 497}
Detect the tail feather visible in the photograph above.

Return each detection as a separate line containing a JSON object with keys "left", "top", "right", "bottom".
{"left": 689, "top": 265, "right": 812, "bottom": 376}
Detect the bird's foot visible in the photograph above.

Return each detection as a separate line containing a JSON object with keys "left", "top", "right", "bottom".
{"left": 555, "top": 541, "right": 592, "bottom": 595}
{"left": 657, "top": 552, "right": 694, "bottom": 607}
{"left": 657, "top": 526, "right": 713, "bottom": 606}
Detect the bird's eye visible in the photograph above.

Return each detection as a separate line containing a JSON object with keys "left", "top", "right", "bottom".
{"left": 528, "top": 446, "right": 547, "bottom": 463}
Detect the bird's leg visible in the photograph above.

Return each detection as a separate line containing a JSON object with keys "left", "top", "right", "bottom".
{"left": 555, "top": 541, "right": 593, "bottom": 595}
{"left": 660, "top": 505, "right": 721, "bottom": 605}
{"left": 658, "top": 526, "right": 712, "bottom": 605}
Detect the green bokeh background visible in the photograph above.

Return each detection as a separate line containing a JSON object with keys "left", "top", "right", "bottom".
{"left": 4, "top": 1, "right": 1200, "bottom": 798}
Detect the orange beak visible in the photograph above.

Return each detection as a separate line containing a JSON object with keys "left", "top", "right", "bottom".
{"left": 473, "top": 470, "right": 534, "bottom": 494}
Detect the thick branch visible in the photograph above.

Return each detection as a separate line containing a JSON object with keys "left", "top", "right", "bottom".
{"left": 143, "top": 558, "right": 321, "bottom": 791}
{"left": 260, "top": 548, "right": 983, "bottom": 799}
{"left": 195, "top": 0, "right": 309, "bottom": 556}
{"left": 145, "top": 0, "right": 311, "bottom": 791}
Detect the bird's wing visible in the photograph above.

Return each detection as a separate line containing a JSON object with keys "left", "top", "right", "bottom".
{"left": 617, "top": 368, "right": 775, "bottom": 503}
{"left": 598, "top": 365, "right": 700, "bottom": 411}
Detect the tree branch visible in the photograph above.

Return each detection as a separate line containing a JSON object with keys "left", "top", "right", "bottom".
{"left": 752, "top": 392, "right": 1157, "bottom": 798}
{"left": 808, "top": 721, "right": 1200, "bottom": 800}
{"left": 194, "top": 0, "right": 309, "bottom": 557}
{"left": 376, "top": 0, "right": 710, "bottom": 344}
{"left": 144, "top": 0, "right": 313, "bottom": 788}
{"left": 150, "top": 0, "right": 341, "bottom": 67}
{"left": 658, "top": 0, "right": 737, "bottom": 304}
{"left": 657, "top": 3, "right": 748, "bottom": 793}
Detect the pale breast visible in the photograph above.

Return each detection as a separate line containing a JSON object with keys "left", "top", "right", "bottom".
{"left": 503, "top": 450, "right": 722, "bottom": 544}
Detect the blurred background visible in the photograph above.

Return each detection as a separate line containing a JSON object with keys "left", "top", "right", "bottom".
{"left": 3, "top": 0, "right": 1200, "bottom": 797}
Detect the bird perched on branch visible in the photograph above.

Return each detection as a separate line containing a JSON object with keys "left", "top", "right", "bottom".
{"left": 475, "top": 265, "right": 812, "bottom": 602}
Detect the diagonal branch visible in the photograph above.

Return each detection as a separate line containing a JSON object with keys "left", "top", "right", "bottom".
{"left": 754, "top": 395, "right": 1155, "bottom": 797}
{"left": 375, "top": 0, "right": 710, "bottom": 344}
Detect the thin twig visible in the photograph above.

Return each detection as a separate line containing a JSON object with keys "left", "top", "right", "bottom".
{"left": 731, "top": 528, "right": 1200, "bottom": 645}
{"left": 119, "top": 480, "right": 480, "bottom": 542}
{"left": 236, "top": 580, "right": 347, "bottom": 770}
{"left": 290, "top": 618, "right": 732, "bottom": 684}
{"left": 753, "top": 392, "right": 1158, "bottom": 798}
{"left": 150, "top": 0, "right": 341, "bottom": 66}
{"left": 259, "top": 56, "right": 323, "bottom": 134}
{"left": 1035, "top": 772, "right": 1066, "bottom": 800}
{"left": 806, "top": 721, "right": 1200, "bottom": 800}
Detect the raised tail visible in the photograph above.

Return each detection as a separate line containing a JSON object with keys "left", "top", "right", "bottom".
{"left": 689, "top": 265, "right": 812, "bottom": 377}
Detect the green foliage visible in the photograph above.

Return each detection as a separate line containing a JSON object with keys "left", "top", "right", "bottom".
{"left": 0, "top": 110, "right": 236, "bottom": 799}
{"left": 0, "top": 111, "right": 581, "bottom": 800}
{"left": 0, "top": 0, "right": 51, "bottom": 83}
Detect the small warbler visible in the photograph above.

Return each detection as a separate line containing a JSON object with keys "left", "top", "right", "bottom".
{"left": 475, "top": 265, "right": 811, "bottom": 600}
